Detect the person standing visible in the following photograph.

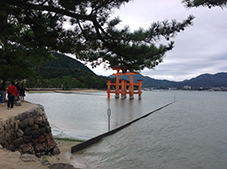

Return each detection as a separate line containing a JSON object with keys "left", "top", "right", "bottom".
{"left": 20, "top": 85, "right": 29, "bottom": 102}
{"left": 15, "top": 82, "right": 21, "bottom": 101}
{"left": 0, "top": 79, "right": 7, "bottom": 105}
{"left": 7, "top": 81, "right": 17, "bottom": 109}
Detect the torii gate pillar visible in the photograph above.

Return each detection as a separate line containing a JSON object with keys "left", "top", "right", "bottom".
{"left": 114, "top": 68, "right": 120, "bottom": 99}
{"left": 138, "top": 80, "right": 142, "bottom": 100}
{"left": 107, "top": 68, "right": 142, "bottom": 99}
{"left": 129, "top": 72, "right": 135, "bottom": 100}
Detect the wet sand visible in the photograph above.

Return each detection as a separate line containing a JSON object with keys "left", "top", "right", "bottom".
{"left": 0, "top": 140, "right": 80, "bottom": 169}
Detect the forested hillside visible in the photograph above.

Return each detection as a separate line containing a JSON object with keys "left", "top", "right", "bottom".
{"left": 37, "top": 52, "right": 95, "bottom": 79}
{"left": 25, "top": 52, "right": 111, "bottom": 89}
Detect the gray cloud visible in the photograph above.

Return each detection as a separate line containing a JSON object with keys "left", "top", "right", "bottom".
{"left": 89, "top": 0, "right": 227, "bottom": 81}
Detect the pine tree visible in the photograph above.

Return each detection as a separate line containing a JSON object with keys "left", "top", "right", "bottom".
{"left": 182, "top": 0, "right": 227, "bottom": 8}
{"left": 0, "top": 0, "right": 194, "bottom": 80}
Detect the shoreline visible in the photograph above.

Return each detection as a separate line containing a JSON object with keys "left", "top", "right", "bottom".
{"left": 0, "top": 139, "right": 81, "bottom": 169}
{"left": 0, "top": 88, "right": 104, "bottom": 168}
{"left": 28, "top": 88, "right": 106, "bottom": 93}
{"left": 42, "top": 138, "right": 82, "bottom": 164}
{"left": 0, "top": 99, "right": 84, "bottom": 168}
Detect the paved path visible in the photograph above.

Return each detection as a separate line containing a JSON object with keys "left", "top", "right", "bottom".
{"left": 0, "top": 101, "right": 37, "bottom": 120}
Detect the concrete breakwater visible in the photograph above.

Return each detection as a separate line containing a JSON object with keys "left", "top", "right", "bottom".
{"left": 0, "top": 104, "right": 60, "bottom": 157}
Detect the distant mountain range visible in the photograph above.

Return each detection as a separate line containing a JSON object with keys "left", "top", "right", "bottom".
{"left": 109, "top": 72, "right": 227, "bottom": 88}
{"left": 37, "top": 52, "right": 227, "bottom": 88}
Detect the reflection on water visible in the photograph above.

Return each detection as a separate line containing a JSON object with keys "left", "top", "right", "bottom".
{"left": 112, "top": 99, "right": 142, "bottom": 127}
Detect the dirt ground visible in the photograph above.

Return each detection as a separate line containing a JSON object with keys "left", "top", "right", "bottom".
{"left": 0, "top": 140, "right": 80, "bottom": 169}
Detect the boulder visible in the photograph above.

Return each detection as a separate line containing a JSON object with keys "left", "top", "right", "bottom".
{"left": 49, "top": 163, "right": 77, "bottom": 169}
{"left": 32, "top": 130, "right": 40, "bottom": 139}
{"left": 20, "top": 154, "right": 39, "bottom": 162}
{"left": 15, "top": 101, "right": 22, "bottom": 106}
{"left": 24, "top": 127, "right": 32, "bottom": 135}
{"left": 20, "top": 143, "right": 35, "bottom": 154}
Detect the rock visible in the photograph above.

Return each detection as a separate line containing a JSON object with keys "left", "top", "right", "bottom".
{"left": 47, "top": 139, "right": 57, "bottom": 150}
{"left": 3, "top": 141, "right": 9, "bottom": 149}
{"left": 51, "top": 146, "right": 60, "bottom": 155}
{"left": 38, "top": 135, "right": 45, "bottom": 143}
{"left": 44, "top": 133, "right": 53, "bottom": 139}
{"left": 20, "top": 143, "right": 35, "bottom": 154}
{"left": 31, "top": 111, "right": 39, "bottom": 117}
{"left": 32, "top": 130, "right": 40, "bottom": 139}
{"left": 18, "top": 119, "right": 28, "bottom": 129}
{"left": 0, "top": 130, "right": 6, "bottom": 143}
{"left": 35, "top": 143, "right": 47, "bottom": 152}
{"left": 34, "top": 117, "right": 42, "bottom": 124}
{"left": 14, "top": 120, "right": 19, "bottom": 131}
{"left": 15, "top": 101, "right": 22, "bottom": 106}
{"left": 5, "top": 123, "right": 11, "bottom": 131}
{"left": 6, "top": 134, "right": 12, "bottom": 144}
{"left": 10, "top": 132, "right": 17, "bottom": 141}
{"left": 41, "top": 159, "right": 50, "bottom": 166}
{"left": 39, "top": 127, "right": 45, "bottom": 135}
{"left": 36, "top": 152, "right": 42, "bottom": 158}
{"left": 24, "top": 127, "right": 32, "bottom": 135}
{"left": 39, "top": 122, "right": 46, "bottom": 128}
{"left": 15, "top": 148, "right": 23, "bottom": 154}
{"left": 28, "top": 118, "right": 34, "bottom": 126}
{"left": 23, "top": 135, "right": 32, "bottom": 143}
{"left": 12, "top": 150, "right": 21, "bottom": 156}
{"left": 31, "top": 124, "right": 39, "bottom": 130}
{"left": 18, "top": 112, "right": 28, "bottom": 121}
{"left": 32, "top": 139, "right": 38, "bottom": 146}
{"left": 0, "top": 125, "right": 4, "bottom": 134}
{"left": 45, "top": 126, "right": 51, "bottom": 133}
{"left": 16, "top": 129, "right": 24, "bottom": 138}
{"left": 35, "top": 151, "right": 46, "bottom": 158}
{"left": 20, "top": 154, "right": 39, "bottom": 162}
{"left": 8, "top": 143, "right": 16, "bottom": 151}
{"left": 49, "top": 163, "right": 77, "bottom": 169}
{"left": 13, "top": 138, "right": 23, "bottom": 148}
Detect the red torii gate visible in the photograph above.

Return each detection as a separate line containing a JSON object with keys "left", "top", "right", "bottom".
{"left": 107, "top": 68, "right": 142, "bottom": 100}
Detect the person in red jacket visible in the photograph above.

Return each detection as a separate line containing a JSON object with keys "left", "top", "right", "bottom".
{"left": 7, "top": 81, "right": 17, "bottom": 110}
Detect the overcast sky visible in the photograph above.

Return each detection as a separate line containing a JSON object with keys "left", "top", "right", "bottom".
{"left": 83, "top": 0, "right": 227, "bottom": 81}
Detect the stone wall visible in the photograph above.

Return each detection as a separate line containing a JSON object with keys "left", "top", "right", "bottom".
{"left": 0, "top": 104, "right": 60, "bottom": 157}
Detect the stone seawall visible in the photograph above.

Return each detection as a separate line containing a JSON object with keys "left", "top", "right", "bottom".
{"left": 0, "top": 104, "right": 60, "bottom": 157}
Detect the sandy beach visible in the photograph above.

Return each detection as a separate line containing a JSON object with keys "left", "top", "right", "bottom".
{"left": 29, "top": 88, "right": 105, "bottom": 93}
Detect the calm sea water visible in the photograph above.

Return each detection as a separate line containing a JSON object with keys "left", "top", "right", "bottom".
{"left": 26, "top": 90, "right": 175, "bottom": 140}
{"left": 26, "top": 90, "right": 227, "bottom": 169}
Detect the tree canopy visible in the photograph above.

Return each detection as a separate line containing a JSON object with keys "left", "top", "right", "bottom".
{"left": 0, "top": 0, "right": 194, "bottom": 80}
{"left": 182, "top": 0, "right": 227, "bottom": 8}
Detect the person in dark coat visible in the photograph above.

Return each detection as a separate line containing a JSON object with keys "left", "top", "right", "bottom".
{"left": 0, "top": 79, "right": 7, "bottom": 105}
{"left": 15, "top": 82, "right": 21, "bottom": 101}
{"left": 20, "top": 85, "right": 29, "bottom": 102}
